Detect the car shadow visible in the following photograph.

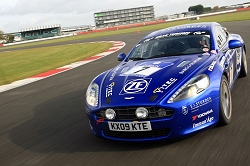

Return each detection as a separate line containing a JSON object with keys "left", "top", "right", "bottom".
{"left": 9, "top": 89, "right": 202, "bottom": 153}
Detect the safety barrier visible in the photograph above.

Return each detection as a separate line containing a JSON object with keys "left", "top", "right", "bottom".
{"left": 236, "top": 7, "right": 250, "bottom": 11}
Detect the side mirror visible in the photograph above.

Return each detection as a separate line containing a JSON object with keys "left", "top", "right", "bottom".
{"left": 229, "top": 39, "right": 243, "bottom": 49}
{"left": 117, "top": 53, "right": 126, "bottom": 61}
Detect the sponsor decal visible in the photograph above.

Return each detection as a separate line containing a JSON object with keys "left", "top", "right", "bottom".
{"left": 190, "top": 97, "right": 212, "bottom": 110}
{"left": 179, "top": 58, "right": 202, "bottom": 74}
{"left": 192, "top": 109, "right": 213, "bottom": 121}
{"left": 106, "top": 82, "right": 115, "bottom": 97}
{"left": 193, "top": 31, "right": 206, "bottom": 35}
{"left": 153, "top": 78, "right": 177, "bottom": 93}
{"left": 193, "top": 116, "right": 214, "bottom": 128}
{"left": 154, "top": 32, "right": 191, "bottom": 40}
{"left": 208, "top": 61, "right": 216, "bottom": 71}
{"left": 119, "top": 78, "right": 152, "bottom": 95}
{"left": 138, "top": 61, "right": 173, "bottom": 68}
{"left": 163, "top": 25, "right": 207, "bottom": 32}
{"left": 109, "top": 67, "right": 120, "bottom": 81}
{"left": 219, "top": 56, "right": 226, "bottom": 67}
{"left": 177, "top": 61, "right": 190, "bottom": 67}
{"left": 96, "top": 118, "right": 105, "bottom": 125}
{"left": 182, "top": 106, "right": 188, "bottom": 115}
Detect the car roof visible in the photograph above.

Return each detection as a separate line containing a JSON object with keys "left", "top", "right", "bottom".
{"left": 142, "top": 22, "right": 219, "bottom": 40}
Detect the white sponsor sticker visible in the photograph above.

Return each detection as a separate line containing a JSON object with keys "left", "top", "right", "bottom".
{"left": 208, "top": 61, "right": 216, "bottom": 71}
{"left": 106, "top": 82, "right": 115, "bottom": 97}
{"left": 153, "top": 78, "right": 177, "bottom": 93}
{"left": 190, "top": 97, "right": 212, "bottom": 110}
{"left": 179, "top": 58, "right": 202, "bottom": 74}
{"left": 193, "top": 116, "right": 214, "bottom": 128}
{"left": 192, "top": 109, "right": 213, "bottom": 121}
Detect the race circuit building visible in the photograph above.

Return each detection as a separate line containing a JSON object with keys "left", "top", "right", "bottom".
{"left": 18, "top": 24, "right": 61, "bottom": 41}
{"left": 94, "top": 6, "right": 155, "bottom": 28}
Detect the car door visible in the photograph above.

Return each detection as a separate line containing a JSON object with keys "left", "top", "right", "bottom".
{"left": 215, "top": 24, "right": 239, "bottom": 88}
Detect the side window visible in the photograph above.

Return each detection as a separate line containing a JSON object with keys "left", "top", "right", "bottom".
{"left": 220, "top": 27, "right": 228, "bottom": 40}
{"left": 215, "top": 25, "right": 228, "bottom": 49}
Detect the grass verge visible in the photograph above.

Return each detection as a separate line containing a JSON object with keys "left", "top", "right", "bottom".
{"left": 0, "top": 42, "right": 112, "bottom": 85}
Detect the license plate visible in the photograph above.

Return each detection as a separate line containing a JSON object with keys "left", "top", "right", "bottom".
{"left": 108, "top": 121, "right": 152, "bottom": 131}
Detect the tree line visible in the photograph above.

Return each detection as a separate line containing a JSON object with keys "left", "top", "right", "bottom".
{"left": 188, "top": 4, "right": 226, "bottom": 15}
{"left": 0, "top": 30, "right": 14, "bottom": 43}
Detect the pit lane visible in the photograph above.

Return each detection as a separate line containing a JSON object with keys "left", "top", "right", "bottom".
{"left": 0, "top": 20, "right": 249, "bottom": 166}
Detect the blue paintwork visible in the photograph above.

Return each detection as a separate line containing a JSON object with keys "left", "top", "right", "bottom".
{"left": 85, "top": 22, "right": 246, "bottom": 141}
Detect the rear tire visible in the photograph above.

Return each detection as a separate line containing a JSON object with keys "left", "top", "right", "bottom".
{"left": 219, "top": 75, "right": 232, "bottom": 125}
{"left": 239, "top": 50, "right": 247, "bottom": 77}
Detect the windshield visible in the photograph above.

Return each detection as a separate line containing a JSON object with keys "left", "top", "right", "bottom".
{"left": 128, "top": 31, "right": 211, "bottom": 61}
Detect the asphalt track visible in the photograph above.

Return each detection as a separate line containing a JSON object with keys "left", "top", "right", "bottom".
{"left": 0, "top": 21, "right": 250, "bottom": 166}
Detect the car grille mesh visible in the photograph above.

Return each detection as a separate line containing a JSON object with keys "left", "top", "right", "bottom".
{"left": 103, "top": 128, "right": 170, "bottom": 139}
{"left": 95, "top": 106, "right": 174, "bottom": 120}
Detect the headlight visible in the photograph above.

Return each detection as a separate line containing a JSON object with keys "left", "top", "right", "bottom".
{"left": 135, "top": 107, "right": 149, "bottom": 119}
{"left": 168, "top": 74, "right": 210, "bottom": 103}
{"left": 86, "top": 82, "right": 99, "bottom": 106}
{"left": 105, "top": 108, "right": 116, "bottom": 120}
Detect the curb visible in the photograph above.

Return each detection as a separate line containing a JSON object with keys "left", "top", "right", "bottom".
{"left": 0, "top": 41, "right": 126, "bottom": 93}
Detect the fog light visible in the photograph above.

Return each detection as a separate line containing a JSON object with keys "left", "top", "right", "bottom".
{"left": 158, "top": 108, "right": 167, "bottom": 117}
{"left": 105, "top": 108, "right": 116, "bottom": 120}
{"left": 135, "top": 107, "right": 148, "bottom": 119}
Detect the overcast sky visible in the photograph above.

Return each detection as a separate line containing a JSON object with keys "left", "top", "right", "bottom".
{"left": 0, "top": 0, "right": 248, "bottom": 33}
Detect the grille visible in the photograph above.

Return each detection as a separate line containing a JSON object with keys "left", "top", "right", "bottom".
{"left": 95, "top": 106, "right": 174, "bottom": 120}
{"left": 103, "top": 128, "right": 170, "bottom": 139}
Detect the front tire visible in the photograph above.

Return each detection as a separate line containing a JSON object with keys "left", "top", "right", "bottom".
{"left": 239, "top": 50, "right": 247, "bottom": 77}
{"left": 219, "top": 75, "right": 232, "bottom": 125}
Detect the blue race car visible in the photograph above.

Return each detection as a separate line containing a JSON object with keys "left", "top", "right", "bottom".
{"left": 85, "top": 22, "right": 247, "bottom": 141}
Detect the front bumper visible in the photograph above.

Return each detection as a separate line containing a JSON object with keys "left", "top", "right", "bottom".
{"left": 85, "top": 97, "right": 220, "bottom": 142}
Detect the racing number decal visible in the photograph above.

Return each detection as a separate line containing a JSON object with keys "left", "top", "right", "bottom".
{"left": 133, "top": 66, "right": 150, "bottom": 73}
{"left": 121, "top": 66, "right": 161, "bottom": 77}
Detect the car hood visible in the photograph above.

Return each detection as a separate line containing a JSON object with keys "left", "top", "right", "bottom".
{"left": 100, "top": 54, "right": 209, "bottom": 107}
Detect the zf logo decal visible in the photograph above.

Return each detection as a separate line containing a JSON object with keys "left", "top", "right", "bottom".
{"left": 119, "top": 78, "right": 152, "bottom": 95}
